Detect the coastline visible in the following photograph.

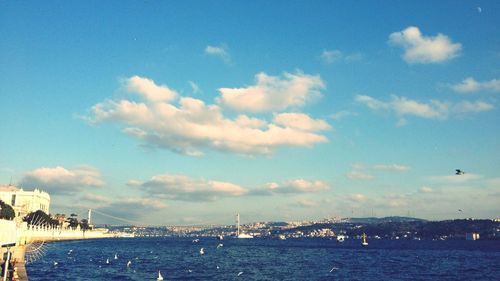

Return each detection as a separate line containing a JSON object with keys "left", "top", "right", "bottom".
{"left": 1, "top": 219, "right": 119, "bottom": 281}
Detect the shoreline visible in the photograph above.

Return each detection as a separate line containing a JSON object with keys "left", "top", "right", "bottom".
{"left": 1, "top": 219, "right": 120, "bottom": 281}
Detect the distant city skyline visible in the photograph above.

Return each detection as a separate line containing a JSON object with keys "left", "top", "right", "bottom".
{"left": 1, "top": 1, "right": 499, "bottom": 225}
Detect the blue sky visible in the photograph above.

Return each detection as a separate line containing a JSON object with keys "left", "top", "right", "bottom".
{"left": 1, "top": 1, "right": 499, "bottom": 225}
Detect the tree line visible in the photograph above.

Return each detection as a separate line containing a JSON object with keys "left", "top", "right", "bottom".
{"left": 0, "top": 200, "right": 90, "bottom": 230}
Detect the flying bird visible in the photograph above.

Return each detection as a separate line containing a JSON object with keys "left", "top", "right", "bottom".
{"left": 330, "top": 267, "right": 339, "bottom": 272}
{"left": 455, "top": 169, "right": 465, "bottom": 175}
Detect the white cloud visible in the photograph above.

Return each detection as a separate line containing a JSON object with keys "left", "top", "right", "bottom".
{"left": 90, "top": 76, "right": 330, "bottom": 156}
{"left": 126, "top": 75, "right": 178, "bottom": 102}
{"left": 451, "top": 77, "right": 500, "bottom": 93}
{"left": 266, "top": 179, "right": 329, "bottom": 194}
{"left": 391, "top": 96, "right": 448, "bottom": 119}
{"left": 20, "top": 166, "right": 104, "bottom": 194}
{"left": 453, "top": 100, "right": 494, "bottom": 113}
{"left": 330, "top": 110, "right": 358, "bottom": 120}
{"left": 273, "top": 113, "right": 331, "bottom": 131}
{"left": 348, "top": 193, "right": 368, "bottom": 203}
{"left": 356, "top": 94, "right": 493, "bottom": 121}
{"left": 430, "top": 173, "right": 482, "bottom": 184}
{"left": 81, "top": 193, "right": 111, "bottom": 203}
{"left": 218, "top": 71, "right": 325, "bottom": 113}
{"left": 135, "top": 174, "right": 247, "bottom": 201}
{"left": 355, "top": 95, "right": 389, "bottom": 110}
{"left": 320, "top": 49, "right": 363, "bottom": 64}
{"left": 389, "top": 26, "right": 461, "bottom": 63}
{"left": 320, "top": 49, "right": 343, "bottom": 64}
{"left": 346, "top": 171, "right": 374, "bottom": 180}
{"left": 96, "top": 197, "right": 168, "bottom": 222}
{"left": 205, "top": 44, "right": 230, "bottom": 63}
{"left": 419, "top": 186, "right": 433, "bottom": 193}
{"left": 373, "top": 164, "right": 410, "bottom": 172}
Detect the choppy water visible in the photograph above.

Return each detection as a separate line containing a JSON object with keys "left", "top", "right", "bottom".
{"left": 27, "top": 237, "right": 500, "bottom": 280}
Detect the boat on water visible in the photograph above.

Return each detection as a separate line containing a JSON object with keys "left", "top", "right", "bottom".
{"left": 278, "top": 234, "right": 286, "bottom": 240}
{"left": 336, "top": 235, "right": 345, "bottom": 243}
{"left": 235, "top": 213, "right": 253, "bottom": 239}
{"left": 157, "top": 270, "right": 164, "bottom": 281}
{"left": 361, "top": 233, "right": 368, "bottom": 247}
{"left": 216, "top": 234, "right": 224, "bottom": 240}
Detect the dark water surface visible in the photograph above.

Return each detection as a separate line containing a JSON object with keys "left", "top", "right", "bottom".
{"left": 27, "top": 237, "right": 500, "bottom": 280}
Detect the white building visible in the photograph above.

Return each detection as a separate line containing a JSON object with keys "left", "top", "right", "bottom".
{"left": 0, "top": 185, "right": 50, "bottom": 219}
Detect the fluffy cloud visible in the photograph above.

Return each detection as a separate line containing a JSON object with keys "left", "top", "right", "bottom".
{"left": 429, "top": 173, "right": 482, "bottom": 184}
{"left": 273, "top": 113, "right": 331, "bottom": 131}
{"left": 218, "top": 72, "right": 325, "bottom": 112}
{"left": 20, "top": 166, "right": 104, "bottom": 194}
{"left": 451, "top": 77, "right": 500, "bottom": 93}
{"left": 330, "top": 110, "right": 358, "bottom": 120}
{"left": 320, "top": 49, "right": 363, "bottom": 64}
{"left": 347, "top": 163, "right": 409, "bottom": 179}
{"left": 96, "top": 197, "right": 167, "bottom": 223}
{"left": 355, "top": 94, "right": 493, "bottom": 121}
{"left": 134, "top": 174, "right": 247, "bottom": 201}
{"left": 348, "top": 193, "right": 368, "bottom": 203}
{"left": 90, "top": 76, "right": 330, "bottom": 156}
{"left": 320, "top": 49, "right": 342, "bottom": 63}
{"left": 126, "top": 75, "right": 178, "bottom": 102}
{"left": 346, "top": 171, "right": 374, "bottom": 180}
{"left": 373, "top": 164, "right": 410, "bottom": 172}
{"left": 205, "top": 44, "right": 230, "bottom": 63}
{"left": 419, "top": 186, "right": 434, "bottom": 193}
{"left": 389, "top": 26, "right": 461, "bottom": 63}
{"left": 266, "top": 179, "right": 329, "bottom": 194}
{"left": 453, "top": 101, "right": 494, "bottom": 113}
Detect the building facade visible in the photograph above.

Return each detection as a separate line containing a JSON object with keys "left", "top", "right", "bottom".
{"left": 0, "top": 185, "right": 50, "bottom": 219}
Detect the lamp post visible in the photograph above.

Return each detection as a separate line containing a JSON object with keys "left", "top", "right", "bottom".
{"left": 2, "top": 242, "right": 16, "bottom": 281}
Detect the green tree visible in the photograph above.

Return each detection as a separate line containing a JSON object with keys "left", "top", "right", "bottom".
{"left": 0, "top": 200, "right": 15, "bottom": 220}
{"left": 67, "top": 213, "right": 79, "bottom": 229}
{"left": 23, "top": 210, "right": 58, "bottom": 226}
{"left": 80, "top": 219, "right": 90, "bottom": 231}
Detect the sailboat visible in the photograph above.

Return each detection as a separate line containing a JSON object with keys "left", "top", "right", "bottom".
{"left": 236, "top": 213, "right": 253, "bottom": 239}
{"left": 336, "top": 235, "right": 345, "bottom": 243}
{"left": 157, "top": 270, "right": 164, "bottom": 281}
{"left": 361, "top": 233, "right": 368, "bottom": 247}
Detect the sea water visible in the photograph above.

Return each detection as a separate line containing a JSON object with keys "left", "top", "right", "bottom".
{"left": 27, "top": 237, "right": 500, "bottom": 280}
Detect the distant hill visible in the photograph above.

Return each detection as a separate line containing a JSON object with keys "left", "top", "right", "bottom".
{"left": 348, "top": 216, "right": 427, "bottom": 224}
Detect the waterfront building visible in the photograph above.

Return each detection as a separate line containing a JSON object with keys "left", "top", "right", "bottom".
{"left": 0, "top": 185, "right": 50, "bottom": 220}
{"left": 466, "top": 232, "right": 480, "bottom": 240}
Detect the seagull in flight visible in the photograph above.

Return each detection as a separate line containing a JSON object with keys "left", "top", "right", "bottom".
{"left": 455, "top": 169, "right": 465, "bottom": 175}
